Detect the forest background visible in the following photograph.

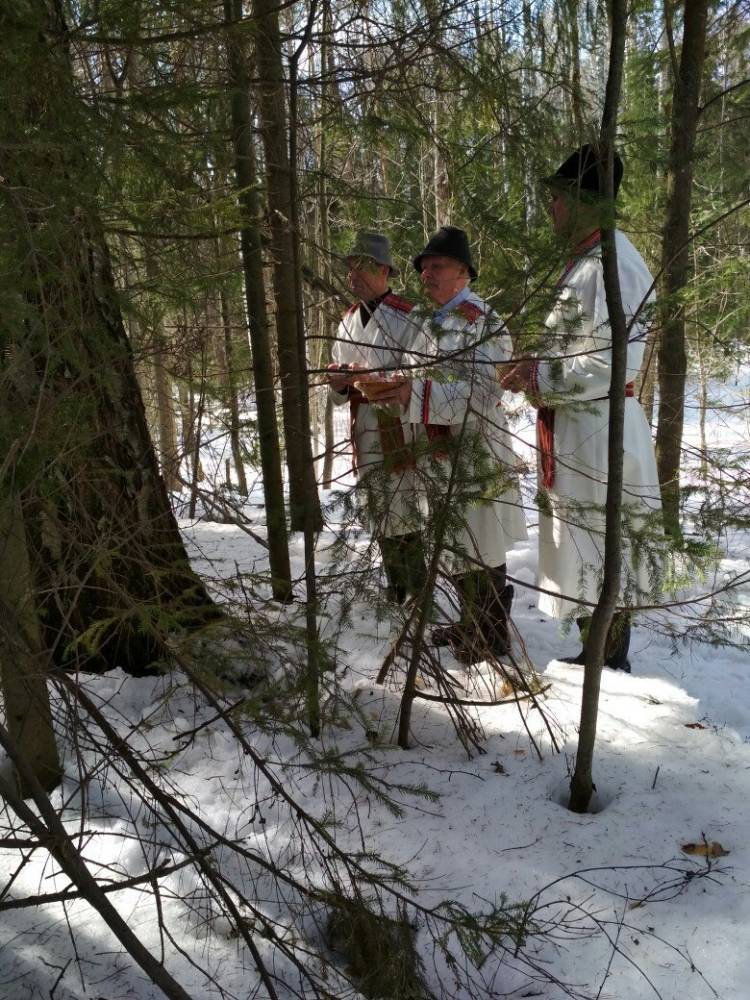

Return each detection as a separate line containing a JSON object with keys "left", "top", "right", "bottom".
{"left": 0, "top": 0, "right": 749, "bottom": 998}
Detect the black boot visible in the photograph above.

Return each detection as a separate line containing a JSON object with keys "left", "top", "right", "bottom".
{"left": 605, "top": 613, "right": 631, "bottom": 673}
{"left": 560, "top": 614, "right": 631, "bottom": 673}
{"left": 379, "top": 533, "right": 426, "bottom": 605}
{"left": 379, "top": 536, "right": 406, "bottom": 604}
{"left": 560, "top": 616, "right": 589, "bottom": 665}
{"left": 431, "top": 570, "right": 479, "bottom": 657}
{"left": 485, "top": 565, "right": 513, "bottom": 657}
{"left": 432, "top": 565, "right": 511, "bottom": 664}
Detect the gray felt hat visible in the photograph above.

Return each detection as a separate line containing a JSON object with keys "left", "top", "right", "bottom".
{"left": 344, "top": 231, "right": 399, "bottom": 275}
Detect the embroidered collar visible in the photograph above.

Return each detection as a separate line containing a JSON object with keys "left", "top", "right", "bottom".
{"left": 358, "top": 288, "right": 391, "bottom": 325}
{"left": 558, "top": 229, "right": 602, "bottom": 285}
{"left": 431, "top": 286, "right": 471, "bottom": 324}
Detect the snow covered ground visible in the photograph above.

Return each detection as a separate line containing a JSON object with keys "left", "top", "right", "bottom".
{"left": 1, "top": 384, "right": 750, "bottom": 1000}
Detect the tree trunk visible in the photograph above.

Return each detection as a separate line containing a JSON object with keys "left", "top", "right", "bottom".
{"left": 188, "top": 347, "right": 207, "bottom": 520}
{"left": 0, "top": 493, "right": 61, "bottom": 796}
{"left": 289, "top": 24, "right": 323, "bottom": 734}
{"left": 566, "top": 0, "right": 585, "bottom": 138}
{"left": 219, "top": 286, "right": 249, "bottom": 496}
{"left": 697, "top": 340, "right": 708, "bottom": 480}
{"left": 123, "top": 48, "right": 181, "bottom": 494}
{"left": 178, "top": 373, "right": 195, "bottom": 483}
{"left": 223, "top": 0, "right": 293, "bottom": 600}
{"left": 433, "top": 87, "right": 451, "bottom": 227}
{"left": 315, "top": 10, "right": 336, "bottom": 489}
{"left": 288, "top": 53, "right": 325, "bottom": 534}
{"left": 251, "top": 0, "right": 320, "bottom": 533}
{"left": 0, "top": 0, "right": 219, "bottom": 675}
{"left": 636, "top": 323, "right": 658, "bottom": 426}
{"left": 655, "top": 0, "right": 709, "bottom": 537}
{"left": 152, "top": 337, "right": 181, "bottom": 493}
{"left": 569, "top": 0, "right": 628, "bottom": 815}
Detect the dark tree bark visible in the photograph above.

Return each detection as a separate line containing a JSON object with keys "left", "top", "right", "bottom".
{"left": 0, "top": 0, "right": 219, "bottom": 675}
{"left": 569, "top": 0, "right": 628, "bottom": 815}
{"left": 250, "top": 0, "right": 322, "bottom": 533}
{"left": 289, "top": 8, "right": 324, "bottom": 734}
{"left": 655, "top": 0, "right": 710, "bottom": 536}
{"left": 0, "top": 494, "right": 61, "bottom": 795}
{"left": 223, "top": 0, "right": 293, "bottom": 600}
{"left": 637, "top": 325, "right": 658, "bottom": 426}
{"left": 311, "top": 0, "right": 337, "bottom": 490}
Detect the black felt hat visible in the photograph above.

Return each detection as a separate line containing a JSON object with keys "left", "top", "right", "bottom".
{"left": 413, "top": 226, "right": 478, "bottom": 281}
{"left": 542, "top": 143, "right": 624, "bottom": 199}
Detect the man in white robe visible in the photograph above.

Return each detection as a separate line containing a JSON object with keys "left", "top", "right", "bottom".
{"left": 501, "top": 145, "right": 662, "bottom": 671}
{"left": 326, "top": 232, "right": 425, "bottom": 603}
{"left": 377, "top": 226, "right": 527, "bottom": 662}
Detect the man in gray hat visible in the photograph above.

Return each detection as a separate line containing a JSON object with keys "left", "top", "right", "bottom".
{"left": 376, "top": 226, "right": 527, "bottom": 663}
{"left": 326, "top": 231, "right": 425, "bottom": 604}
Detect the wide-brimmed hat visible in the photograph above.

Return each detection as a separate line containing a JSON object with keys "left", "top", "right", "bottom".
{"left": 344, "top": 231, "right": 398, "bottom": 274}
{"left": 542, "top": 143, "right": 624, "bottom": 199}
{"left": 413, "top": 225, "right": 478, "bottom": 281}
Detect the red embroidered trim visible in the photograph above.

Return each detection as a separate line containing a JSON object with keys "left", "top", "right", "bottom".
{"left": 457, "top": 300, "right": 483, "bottom": 322}
{"left": 558, "top": 229, "right": 602, "bottom": 285}
{"left": 537, "top": 408, "right": 555, "bottom": 489}
{"left": 383, "top": 293, "right": 414, "bottom": 313}
{"left": 538, "top": 382, "right": 636, "bottom": 490}
{"left": 537, "top": 234, "right": 629, "bottom": 491}
{"left": 528, "top": 359, "right": 540, "bottom": 399}
{"left": 421, "top": 379, "right": 431, "bottom": 424}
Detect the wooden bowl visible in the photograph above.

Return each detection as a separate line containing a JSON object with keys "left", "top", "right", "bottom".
{"left": 353, "top": 376, "right": 405, "bottom": 401}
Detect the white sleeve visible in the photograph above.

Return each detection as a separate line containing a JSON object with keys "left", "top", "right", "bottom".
{"left": 411, "top": 314, "right": 511, "bottom": 426}
{"left": 329, "top": 320, "right": 353, "bottom": 407}
{"left": 535, "top": 260, "right": 645, "bottom": 400}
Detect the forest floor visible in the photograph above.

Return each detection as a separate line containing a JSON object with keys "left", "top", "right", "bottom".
{"left": 1, "top": 378, "right": 750, "bottom": 1000}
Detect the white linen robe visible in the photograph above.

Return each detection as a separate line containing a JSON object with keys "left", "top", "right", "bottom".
{"left": 406, "top": 291, "right": 527, "bottom": 572}
{"left": 534, "top": 230, "right": 662, "bottom": 618}
{"left": 331, "top": 294, "right": 423, "bottom": 539}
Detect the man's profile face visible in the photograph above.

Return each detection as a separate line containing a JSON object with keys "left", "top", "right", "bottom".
{"left": 547, "top": 187, "right": 572, "bottom": 237}
{"left": 547, "top": 185, "right": 601, "bottom": 241}
{"left": 419, "top": 255, "right": 468, "bottom": 306}
{"left": 346, "top": 257, "right": 389, "bottom": 302}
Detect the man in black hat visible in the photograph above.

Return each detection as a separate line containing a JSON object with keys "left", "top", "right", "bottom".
{"left": 377, "top": 225, "right": 526, "bottom": 663}
{"left": 500, "top": 144, "right": 661, "bottom": 672}
{"left": 326, "top": 231, "right": 425, "bottom": 605}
